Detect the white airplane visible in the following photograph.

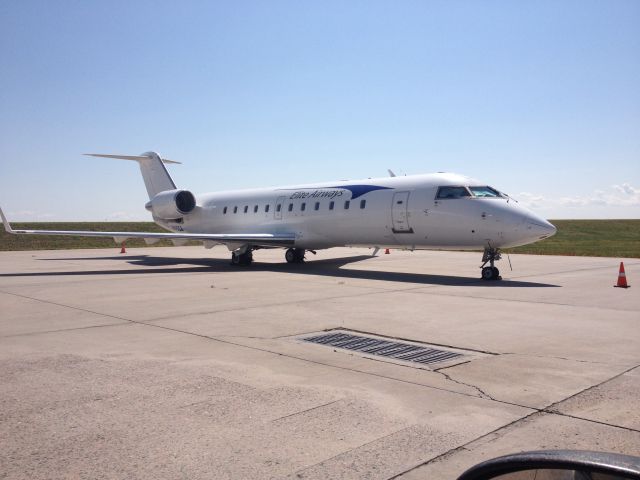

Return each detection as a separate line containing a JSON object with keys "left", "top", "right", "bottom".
{"left": 0, "top": 151, "right": 556, "bottom": 280}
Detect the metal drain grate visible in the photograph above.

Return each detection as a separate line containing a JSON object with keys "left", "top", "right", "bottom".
{"left": 303, "top": 332, "right": 463, "bottom": 366}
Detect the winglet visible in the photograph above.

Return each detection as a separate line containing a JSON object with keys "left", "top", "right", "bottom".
{"left": 0, "top": 206, "right": 15, "bottom": 234}
{"left": 387, "top": 169, "right": 396, "bottom": 177}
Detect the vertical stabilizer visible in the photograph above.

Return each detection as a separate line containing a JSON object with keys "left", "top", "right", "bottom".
{"left": 84, "top": 151, "right": 181, "bottom": 199}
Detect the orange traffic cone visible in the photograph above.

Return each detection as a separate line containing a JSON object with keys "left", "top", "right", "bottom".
{"left": 120, "top": 242, "right": 126, "bottom": 254}
{"left": 614, "top": 262, "right": 630, "bottom": 288}
{"left": 384, "top": 248, "right": 390, "bottom": 254}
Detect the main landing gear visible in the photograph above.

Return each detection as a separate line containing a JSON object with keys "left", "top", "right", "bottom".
{"left": 285, "top": 248, "right": 306, "bottom": 264}
{"left": 480, "top": 247, "right": 502, "bottom": 281}
{"left": 231, "top": 249, "right": 253, "bottom": 266}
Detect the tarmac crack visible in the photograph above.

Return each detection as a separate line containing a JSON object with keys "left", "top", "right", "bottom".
{"left": 388, "top": 364, "right": 640, "bottom": 479}
{"left": 432, "top": 365, "right": 496, "bottom": 401}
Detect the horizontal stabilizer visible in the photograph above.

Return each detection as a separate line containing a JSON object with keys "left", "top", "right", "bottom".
{"left": 84, "top": 153, "right": 181, "bottom": 164}
{"left": 85, "top": 151, "right": 180, "bottom": 199}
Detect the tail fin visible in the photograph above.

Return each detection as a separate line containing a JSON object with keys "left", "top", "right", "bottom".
{"left": 84, "top": 151, "right": 181, "bottom": 199}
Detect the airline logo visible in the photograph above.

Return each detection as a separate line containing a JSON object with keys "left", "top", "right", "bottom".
{"left": 283, "top": 184, "right": 392, "bottom": 200}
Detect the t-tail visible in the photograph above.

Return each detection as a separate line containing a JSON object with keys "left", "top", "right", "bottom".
{"left": 84, "top": 152, "right": 197, "bottom": 220}
{"left": 84, "top": 152, "right": 180, "bottom": 199}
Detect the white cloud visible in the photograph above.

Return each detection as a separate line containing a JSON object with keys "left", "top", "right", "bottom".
{"left": 518, "top": 183, "right": 640, "bottom": 210}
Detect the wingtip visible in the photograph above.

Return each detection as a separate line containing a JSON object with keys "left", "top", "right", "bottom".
{"left": 0, "top": 206, "right": 14, "bottom": 234}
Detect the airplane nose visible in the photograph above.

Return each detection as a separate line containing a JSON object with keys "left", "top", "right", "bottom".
{"left": 526, "top": 217, "right": 556, "bottom": 239}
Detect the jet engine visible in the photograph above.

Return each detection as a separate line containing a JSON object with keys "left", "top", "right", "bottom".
{"left": 145, "top": 189, "right": 196, "bottom": 219}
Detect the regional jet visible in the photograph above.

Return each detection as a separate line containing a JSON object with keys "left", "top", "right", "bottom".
{"left": 0, "top": 152, "right": 556, "bottom": 280}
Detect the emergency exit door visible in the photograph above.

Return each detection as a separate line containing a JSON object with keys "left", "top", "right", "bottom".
{"left": 391, "top": 191, "right": 413, "bottom": 233}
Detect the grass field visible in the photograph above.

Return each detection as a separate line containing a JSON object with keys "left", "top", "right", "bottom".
{"left": 1, "top": 220, "right": 639, "bottom": 258}
{"left": 504, "top": 219, "right": 640, "bottom": 258}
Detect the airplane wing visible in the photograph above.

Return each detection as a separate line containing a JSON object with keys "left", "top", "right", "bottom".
{"left": 0, "top": 207, "right": 295, "bottom": 248}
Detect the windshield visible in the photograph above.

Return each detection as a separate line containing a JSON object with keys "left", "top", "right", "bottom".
{"left": 436, "top": 186, "right": 472, "bottom": 199}
{"left": 468, "top": 186, "right": 504, "bottom": 198}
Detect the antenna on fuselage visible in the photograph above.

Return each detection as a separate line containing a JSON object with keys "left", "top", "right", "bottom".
{"left": 387, "top": 169, "right": 396, "bottom": 177}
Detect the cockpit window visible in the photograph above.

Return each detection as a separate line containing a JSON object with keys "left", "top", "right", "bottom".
{"left": 436, "top": 186, "right": 472, "bottom": 199}
{"left": 468, "top": 186, "right": 503, "bottom": 198}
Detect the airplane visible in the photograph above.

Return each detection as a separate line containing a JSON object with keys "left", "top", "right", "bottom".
{"left": 0, "top": 151, "right": 556, "bottom": 280}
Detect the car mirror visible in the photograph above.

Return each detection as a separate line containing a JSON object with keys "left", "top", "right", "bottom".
{"left": 457, "top": 451, "right": 640, "bottom": 480}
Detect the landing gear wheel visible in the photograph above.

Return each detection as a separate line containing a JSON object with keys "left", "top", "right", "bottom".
{"left": 285, "top": 248, "right": 305, "bottom": 263}
{"left": 480, "top": 247, "right": 502, "bottom": 281}
{"left": 481, "top": 267, "right": 495, "bottom": 280}
{"left": 231, "top": 250, "right": 253, "bottom": 266}
{"left": 492, "top": 267, "right": 501, "bottom": 280}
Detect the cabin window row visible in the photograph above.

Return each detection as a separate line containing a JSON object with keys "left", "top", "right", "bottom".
{"left": 222, "top": 199, "right": 366, "bottom": 214}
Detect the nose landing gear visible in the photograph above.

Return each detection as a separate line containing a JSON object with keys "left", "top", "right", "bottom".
{"left": 480, "top": 247, "right": 502, "bottom": 281}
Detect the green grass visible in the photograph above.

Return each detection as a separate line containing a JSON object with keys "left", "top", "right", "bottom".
{"left": 1, "top": 220, "right": 639, "bottom": 258}
{"left": 504, "top": 220, "right": 640, "bottom": 258}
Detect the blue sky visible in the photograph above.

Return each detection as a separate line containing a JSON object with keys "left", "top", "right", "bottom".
{"left": 1, "top": 0, "right": 638, "bottom": 220}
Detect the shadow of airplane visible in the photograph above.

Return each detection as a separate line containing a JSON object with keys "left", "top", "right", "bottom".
{"left": 0, "top": 253, "right": 560, "bottom": 288}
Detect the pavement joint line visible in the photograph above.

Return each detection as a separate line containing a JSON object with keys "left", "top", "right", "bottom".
{"left": 507, "top": 261, "right": 640, "bottom": 281}
{"left": 0, "top": 289, "right": 139, "bottom": 325}
{"left": 142, "top": 283, "right": 439, "bottom": 324}
{"left": 542, "top": 363, "right": 640, "bottom": 415}
{"left": 270, "top": 399, "right": 343, "bottom": 422}
{"left": 401, "top": 287, "right": 640, "bottom": 313}
{"left": 0, "top": 321, "right": 133, "bottom": 338}
{"left": 294, "top": 425, "right": 415, "bottom": 477}
{"left": 386, "top": 411, "right": 546, "bottom": 479}
{"left": 540, "top": 410, "right": 640, "bottom": 434}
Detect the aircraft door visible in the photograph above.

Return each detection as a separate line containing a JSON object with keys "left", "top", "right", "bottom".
{"left": 391, "top": 191, "right": 413, "bottom": 233}
{"left": 274, "top": 196, "right": 286, "bottom": 220}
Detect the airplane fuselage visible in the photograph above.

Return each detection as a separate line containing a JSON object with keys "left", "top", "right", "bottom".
{"left": 157, "top": 172, "right": 556, "bottom": 251}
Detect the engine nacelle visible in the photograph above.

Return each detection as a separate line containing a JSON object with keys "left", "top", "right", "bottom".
{"left": 145, "top": 189, "right": 196, "bottom": 219}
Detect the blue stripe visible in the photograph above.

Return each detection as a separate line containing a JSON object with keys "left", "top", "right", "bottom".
{"left": 327, "top": 185, "right": 392, "bottom": 199}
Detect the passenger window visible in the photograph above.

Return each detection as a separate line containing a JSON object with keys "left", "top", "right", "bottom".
{"left": 233, "top": 206, "right": 238, "bottom": 214}
{"left": 314, "top": 202, "right": 320, "bottom": 211}
{"left": 436, "top": 186, "right": 472, "bottom": 199}
{"left": 301, "top": 202, "right": 306, "bottom": 211}
{"left": 254, "top": 205, "right": 258, "bottom": 213}
{"left": 244, "top": 205, "right": 248, "bottom": 213}
{"left": 265, "top": 204, "right": 270, "bottom": 213}
{"left": 277, "top": 204, "right": 282, "bottom": 212}
{"left": 344, "top": 200, "right": 350, "bottom": 210}
{"left": 360, "top": 200, "right": 366, "bottom": 209}
{"left": 329, "top": 201, "right": 334, "bottom": 210}
{"left": 288, "top": 203, "right": 293, "bottom": 212}
{"left": 223, "top": 206, "right": 227, "bottom": 214}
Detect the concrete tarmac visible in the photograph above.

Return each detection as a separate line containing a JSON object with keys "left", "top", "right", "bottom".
{"left": 0, "top": 246, "right": 638, "bottom": 479}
